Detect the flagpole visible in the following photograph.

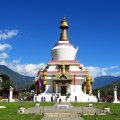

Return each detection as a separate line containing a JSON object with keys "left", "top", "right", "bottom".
{"left": 74, "top": 74, "right": 76, "bottom": 92}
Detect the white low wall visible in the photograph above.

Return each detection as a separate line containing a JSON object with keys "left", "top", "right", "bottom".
{"left": 34, "top": 92, "right": 97, "bottom": 102}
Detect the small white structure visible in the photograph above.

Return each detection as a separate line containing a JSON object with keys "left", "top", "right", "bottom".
{"left": 98, "top": 90, "right": 100, "bottom": 101}
{"left": 57, "top": 104, "right": 69, "bottom": 109}
{"left": 88, "top": 103, "right": 93, "bottom": 107}
{"left": 0, "top": 106, "right": 6, "bottom": 108}
{"left": 18, "top": 107, "right": 25, "bottom": 113}
{"left": 9, "top": 86, "right": 13, "bottom": 102}
{"left": 113, "top": 86, "right": 120, "bottom": 103}
{"left": 33, "top": 94, "right": 37, "bottom": 102}
{"left": 0, "top": 76, "right": 2, "bottom": 90}
{"left": 104, "top": 107, "right": 110, "bottom": 113}
{"left": 35, "top": 102, "right": 40, "bottom": 107}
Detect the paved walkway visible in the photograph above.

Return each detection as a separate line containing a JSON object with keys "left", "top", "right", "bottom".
{"left": 42, "top": 117, "right": 84, "bottom": 120}
{"left": 24, "top": 102, "right": 101, "bottom": 120}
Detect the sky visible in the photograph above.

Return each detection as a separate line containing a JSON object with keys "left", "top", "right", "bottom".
{"left": 0, "top": 0, "right": 120, "bottom": 78}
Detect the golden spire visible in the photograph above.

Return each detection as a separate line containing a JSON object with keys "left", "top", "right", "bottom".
{"left": 59, "top": 17, "right": 69, "bottom": 41}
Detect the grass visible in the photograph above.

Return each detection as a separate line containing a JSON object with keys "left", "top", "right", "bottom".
{"left": 71, "top": 102, "right": 120, "bottom": 120}
{"left": 1, "top": 102, "right": 120, "bottom": 120}
{"left": 0, "top": 102, "right": 54, "bottom": 120}
{"left": 39, "top": 102, "right": 54, "bottom": 106}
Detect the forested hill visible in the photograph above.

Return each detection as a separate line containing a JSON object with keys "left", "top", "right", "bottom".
{"left": 93, "top": 76, "right": 120, "bottom": 88}
{"left": 0, "top": 65, "right": 34, "bottom": 89}
{"left": 100, "top": 79, "right": 120, "bottom": 96}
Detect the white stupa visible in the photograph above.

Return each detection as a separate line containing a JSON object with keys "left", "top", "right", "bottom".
{"left": 52, "top": 18, "right": 78, "bottom": 61}
{"left": 34, "top": 18, "right": 97, "bottom": 102}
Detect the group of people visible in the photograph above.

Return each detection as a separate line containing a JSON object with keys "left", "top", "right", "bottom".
{"left": 50, "top": 96, "right": 77, "bottom": 103}
{"left": 41, "top": 96, "right": 46, "bottom": 102}
{"left": 98, "top": 96, "right": 120, "bottom": 103}
{"left": 40, "top": 95, "right": 78, "bottom": 102}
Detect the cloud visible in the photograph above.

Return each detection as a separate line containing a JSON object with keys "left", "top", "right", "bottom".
{"left": 87, "top": 65, "right": 120, "bottom": 78}
{"left": 0, "top": 44, "right": 12, "bottom": 51}
{"left": 101, "top": 68, "right": 107, "bottom": 76}
{"left": 0, "top": 60, "right": 7, "bottom": 65}
{"left": 10, "top": 63, "right": 46, "bottom": 77}
{"left": 0, "top": 29, "right": 45, "bottom": 77}
{"left": 0, "top": 53, "right": 9, "bottom": 59}
{"left": 110, "top": 72, "right": 120, "bottom": 77}
{"left": 0, "top": 29, "right": 19, "bottom": 40}
{"left": 3, "top": 59, "right": 46, "bottom": 77}
{"left": 109, "top": 66, "right": 119, "bottom": 69}
{"left": 87, "top": 66, "right": 101, "bottom": 78}
{"left": 0, "top": 29, "right": 19, "bottom": 65}
{"left": 12, "top": 59, "right": 21, "bottom": 64}
{"left": 0, "top": 56, "right": 119, "bottom": 78}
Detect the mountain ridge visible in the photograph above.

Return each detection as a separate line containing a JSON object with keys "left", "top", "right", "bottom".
{"left": 93, "top": 75, "right": 120, "bottom": 88}
{"left": 0, "top": 65, "right": 34, "bottom": 89}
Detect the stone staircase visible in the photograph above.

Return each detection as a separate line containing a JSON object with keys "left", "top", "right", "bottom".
{"left": 43, "top": 112, "right": 83, "bottom": 120}
{"left": 42, "top": 102, "right": 83, "bottom": 119}
{"left": 59, "top": 96, "right": 70, "bottom": 102}
{"left": 44, "top": 112, "right": 81, "bottom": 117}
{"left": 42, "top": 117, "right": 83, "bottom": 120}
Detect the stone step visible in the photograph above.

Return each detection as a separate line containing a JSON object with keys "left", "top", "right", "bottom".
{"left": 44, "top": 112, "right": 81, "bottom": 117}
{"left": 59, "top": 96, "right": 71, "bottom": 102}
{"left": 42, "top": 117, "right": 83, "bottom": 120}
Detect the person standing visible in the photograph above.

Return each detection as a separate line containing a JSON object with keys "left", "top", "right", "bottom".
{"left": 75, "top": 96, "right": 77, "bottom": 102}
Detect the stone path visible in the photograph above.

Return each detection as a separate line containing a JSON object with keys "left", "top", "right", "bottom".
{"left": 24, "top": 102, "right": 101, "bottom": 120}
{"left": 42, "top": 117, "right": 84, "bottom": 120}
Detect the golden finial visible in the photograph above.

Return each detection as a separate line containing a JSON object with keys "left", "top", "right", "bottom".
{"left": 59, "top": 17, "right": 69, "bottom": 41}
{"left": 85, "top": 68, "right": 89, "bottom": 74}
{"left": 61, "top": 64, "right": 66, "bottom": 74}
{"left": 60, "top": 17, "right": 69, "bottom": 29}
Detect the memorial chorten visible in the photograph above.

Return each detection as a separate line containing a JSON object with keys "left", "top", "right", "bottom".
{"left": 34, "top": 18, "right": 97, "bottom": 102}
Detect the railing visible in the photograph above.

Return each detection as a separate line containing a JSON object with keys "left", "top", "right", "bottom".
{"left": 46, "top": 71, "right": 87, "bottom": 75}
{"left": 48, "top": 60, "right": 80, "bottom": 65}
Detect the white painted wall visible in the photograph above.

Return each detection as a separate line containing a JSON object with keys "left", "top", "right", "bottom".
{"left": 45, "top": 81, "right": 53, "bottom": 93}
{"left": 35, "top": 83, "right": 97, "bottom": 102}
{"left": 70, "top": 85, "right": 82, "bottom": 95}
{"left": 47, "top": 66, "right": 56, "bottom": 71}
{"left": 69, "top": 66, "right": 80, "bottom": 71}
{"left": 52, "top": 46, "right": 77, "bottom": 60}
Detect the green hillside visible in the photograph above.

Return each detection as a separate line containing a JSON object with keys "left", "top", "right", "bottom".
{"left": 101, "top": 79, "right": 120, "bottom": 96}
{"left": 0, "top": 65, "right": 34, "bottom": 89}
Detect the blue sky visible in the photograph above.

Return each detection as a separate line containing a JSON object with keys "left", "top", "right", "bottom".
{"left": 0, "top": 0, "right": 120, "bottom": 77}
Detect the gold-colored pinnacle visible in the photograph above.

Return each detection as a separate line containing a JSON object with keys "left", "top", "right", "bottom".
{"left": 85, "top": 68, "right": 89, "bottom": 75}
{"left": 59, "top": 17, "right": 69, "bottom": 41}
{"left": 61, "top": 64, "right": 66, "bottom": 74}
{"left": 60, "top": 17, "right": 69, "bottom": 29}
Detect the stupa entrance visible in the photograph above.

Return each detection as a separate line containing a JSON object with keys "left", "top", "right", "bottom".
{"left": 61, "top": 86, "right": 67, "bottom": 96}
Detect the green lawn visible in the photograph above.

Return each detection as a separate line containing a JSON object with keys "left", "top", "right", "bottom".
{"left": 1, "top": 102, "right": 120, "bottom": 120}
{"left": 0, "top": 102, "right": 54, "bottom": 120}
{"left": 71, "top": 102, "right": 120, "bottom": 120}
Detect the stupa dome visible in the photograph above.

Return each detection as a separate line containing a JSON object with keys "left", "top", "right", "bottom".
{"left": 52, "top": 17, "right": 78, "bottom": 60}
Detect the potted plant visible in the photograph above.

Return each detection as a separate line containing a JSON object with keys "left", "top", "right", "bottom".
{"left": 18, "top": 104, "right": 25, "bottom": 113}
{"left": 57, "top": 94, "right": 59, "bottom": 98}
{"left": 66, "top": 93, "right": 71, "bottom": 98}
{"left": 35, "top": 101, "right": 40, "bottom": 107}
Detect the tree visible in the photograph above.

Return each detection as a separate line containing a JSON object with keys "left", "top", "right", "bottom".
{"left": 1, "top": 74, "right": 12, "bottom": 89}
{"left": 93, "top": 88, "right": 107, "bottom": 97}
